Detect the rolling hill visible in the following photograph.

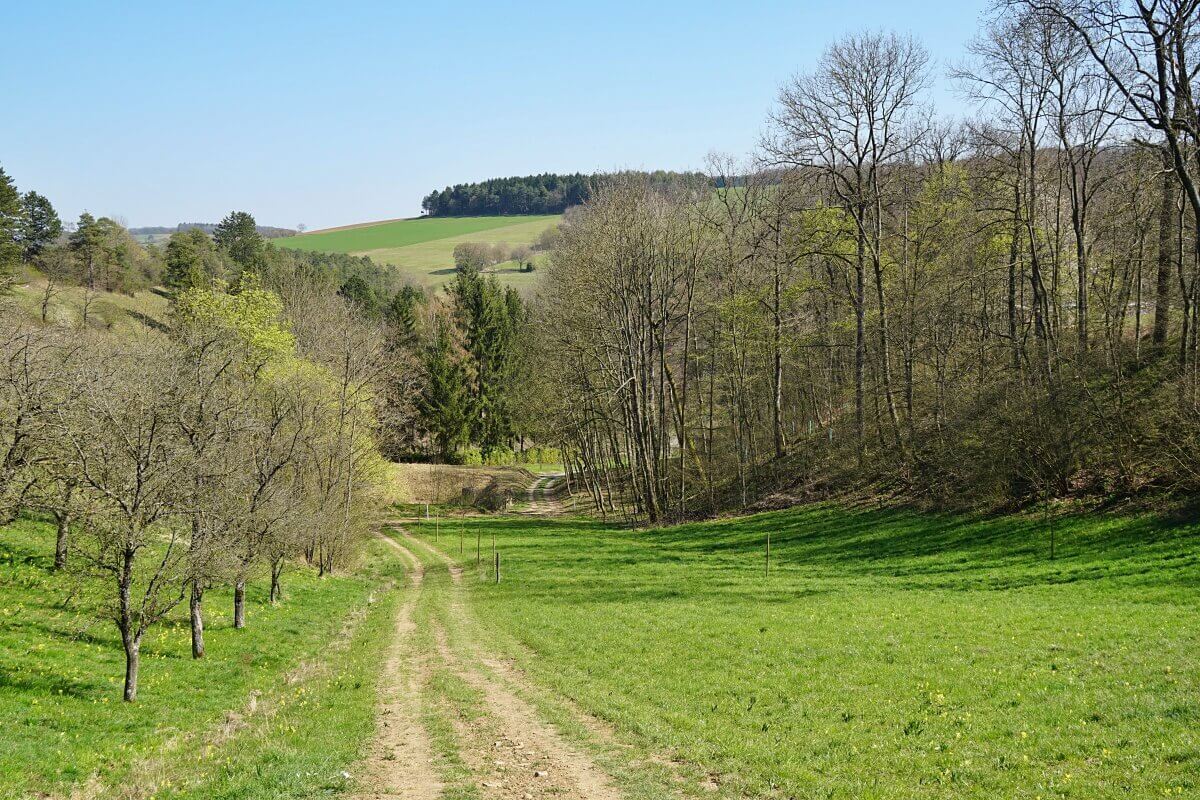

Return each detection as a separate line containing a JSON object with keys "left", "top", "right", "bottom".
{"left": 271, "top": 215, "right": 560, "bottom": 291}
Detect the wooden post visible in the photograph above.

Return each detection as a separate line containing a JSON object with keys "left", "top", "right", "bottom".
{"left": 476, "top": 529, "right": 481, "bottom": 565}
{"left": 494, "top": 550, "right": 500, "bottom": 584}
{"left": 766, "top": 530, "right": 771, "bottom": 577}
{"left": 459, "top": 524, "right": 463, "bottom": 556}
{"left": 435, "top": 512, "right": 439, "bottom": 543}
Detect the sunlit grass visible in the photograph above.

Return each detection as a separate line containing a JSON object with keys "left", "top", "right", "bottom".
{"left": 0, "top": 517, "right": 402, "bottom": 799}
{"left": 441, "top": 506, "right": 1200, "bottom": 799}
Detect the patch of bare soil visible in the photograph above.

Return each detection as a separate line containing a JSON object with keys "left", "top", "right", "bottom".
{"left": 393, "top": 531, "right": 625, "bottom": 800}
{"left": 354, "top": 532, "right": 443, "bottom": 800}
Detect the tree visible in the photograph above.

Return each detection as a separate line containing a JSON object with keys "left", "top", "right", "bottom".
{"left": 418, "top": 323, "right": 473, "bottom": 461}
{"left": 767, "top": 31, "right": 930, "bottom": 458}
{"left": 164, "top": 228, "right": 223, "bottom": 290}
{"left": 0, "top": 167, "right": 22, "bottom": 292}
{"left": 452, "top": 242, "right": 490, "bottom": 274}
{"left": 19, "top": 191, "right": 62, "bottom": 261}
{"left": 338, "top": 274, "right": 378, "bottom": 316}
{"left": 213, "top": 211, "right": 264, "bottom": 273}
{"left": 52, "top": 337, "right": 192, "bottom": 702}
{"left": 67, "top": 213, "right": 147, "bottom": 294}
{"left": 450, "top": 269, "right": 524, "bottom": 457}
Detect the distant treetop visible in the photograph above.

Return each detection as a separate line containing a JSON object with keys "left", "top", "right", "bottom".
{"left": 420, "top": 171, "right": 714, "bottom": 217}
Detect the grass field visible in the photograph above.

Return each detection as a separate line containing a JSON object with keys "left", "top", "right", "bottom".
{"left": 8, "top": 276, "right": 172, "bottom": 332}
{"left": 415, "top": 504, "right": 1200, "bottom": 799}
{"left": 0, "top": 517, "right": 404, "bottom": 800}
{"left": 272, "top": 215, "right": 559, "bottom": 291}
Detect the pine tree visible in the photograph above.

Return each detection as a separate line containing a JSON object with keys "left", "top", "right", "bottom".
{"left": 0, "top": 167, "right": 22, "bottom": 292}
{"left": 19, "top": 191, "right": 62, "bottom": 261}
{"left": 212, "top": 211, "right": 263, "bottom": 273}
{"left": 418, "top": 324, "right": 472, "bottom": 461}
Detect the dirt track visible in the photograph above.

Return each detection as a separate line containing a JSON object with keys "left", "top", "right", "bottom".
{"left": 353, "top": 526, "right": 629, "bottom": 800}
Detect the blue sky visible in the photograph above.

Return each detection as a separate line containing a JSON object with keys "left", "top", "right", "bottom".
{"left": 2, "top": 0, "right": 991, "bottom": 229}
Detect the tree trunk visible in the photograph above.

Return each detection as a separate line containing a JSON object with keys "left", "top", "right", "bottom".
{"left": 119, "top": 545, "right": 139, "bottom": 701}
{"left": 53, "top": 511, "right": 70, "bottom": 571}
{"left": 122, "top": 635, "right": 140, "bottom": 702}
{"left": 270, "top": 559, "right": 284, "bottom": 605}
{"left": 233, "top": 580, "right": 246, "bottom": 629}
{"left": 190, "top": 581, "right": 205, "bottom": 658}
{"left": 854, "top": 237, "right": 866, "bottom": 461}
{"left": 1154, "top": 159, "right": 1176, "bottom": 346}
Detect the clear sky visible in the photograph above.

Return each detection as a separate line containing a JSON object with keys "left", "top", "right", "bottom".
{"left": 2, "top": 0, "right": 991, "bottom": 230}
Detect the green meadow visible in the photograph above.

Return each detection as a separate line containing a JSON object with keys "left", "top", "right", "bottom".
{"left": 418, "top": 505, "right": 1200, "bottom": 800}
{"left": 0, "top": 517, "right": 403, "bottom": 800}
{"left": 272, "top": 215, "right": 559, "bottom": 290}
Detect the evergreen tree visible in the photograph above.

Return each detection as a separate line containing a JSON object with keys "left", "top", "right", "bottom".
{"left": 385, "top": 285, "right": 424, "bottom": 338}
{"left": 418, "top": 324, "right": 472, "bottom": 462}
{"left": 164, "top": 228, "right": 223, "bottom": 290}
{"left": 449, "top": 270, "right": 523, "bottom": 456}
{"left": 68, "top": 213, "right": 132, "bottom": 291}
{"left": 18, "top": 191, "right": 62, "bottom": 261}
{"left": 212, "top": 211, "right": 263, "bottom": 273}
{"left": 338, "top": 274, "right": 378, "bottom": 316}
{"left": 0, "top": 167, "right": 21, "bottom": 292}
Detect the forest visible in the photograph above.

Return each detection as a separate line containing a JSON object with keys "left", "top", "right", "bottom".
{"left": 521, "top": 5, "right": 1200, "bottom": 521}
{"left": 419, "top": 171, "right": 712, "bottom": 217}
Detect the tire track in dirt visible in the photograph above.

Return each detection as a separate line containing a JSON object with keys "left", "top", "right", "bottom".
{"left": 354, "top": 530, "right": 442, "bottom": 800}
{"left": 392, "top": 528, "right": 625, "bottom": 800}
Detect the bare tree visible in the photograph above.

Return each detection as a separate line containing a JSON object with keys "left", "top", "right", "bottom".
{"left": 767, "top": 31, "right": 931, "bottom": 457}
{"left": 53, "top": 335, "right": 192, "bottom": 701}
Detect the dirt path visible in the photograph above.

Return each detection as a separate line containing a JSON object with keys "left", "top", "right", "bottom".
{"left": 384, "top": 527, "right": 626, "bottom": 800}
{"left": 523, "top": 474, "right": 568, "bottom": 516}
{"left": 354, "top": 532, "right": 442, "bottom": 800}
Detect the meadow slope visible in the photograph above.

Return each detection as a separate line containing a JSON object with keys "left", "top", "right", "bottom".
{"left": 272, "top": 215, "right": 559, "bottom": 290}
{"left": 412, "top": 504, "right": 1200, "bottom": 800}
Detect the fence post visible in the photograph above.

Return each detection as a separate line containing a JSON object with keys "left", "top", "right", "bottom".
{"left": 494, "top": 550, "right": 500, "bottom": 584}
{"left": 765, "top": 530, "right": 770, "bottom": 578}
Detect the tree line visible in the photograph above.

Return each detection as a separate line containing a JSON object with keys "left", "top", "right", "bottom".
{"left": 523, "top": 2, "right": 1200, "bottom": 521}
{"left": 131, "top": 222, "right": 297, "bottom": 238}
{"left": 420, "top": 171, "right": 713, "bottom": 217}
{"left": 0, "top": 173, "right": 395, "bottom": 702}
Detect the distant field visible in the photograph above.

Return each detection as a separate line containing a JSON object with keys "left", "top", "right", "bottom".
{"left": 272, "top": 215, "right": 560, "bottom": 291}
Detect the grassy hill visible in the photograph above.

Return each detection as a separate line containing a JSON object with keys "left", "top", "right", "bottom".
{"left": 7, "top": 276, "right": 172, "bottom": 332}
{"left": 272, "top": 215, "right": 560, "bottom": 291}
{"left": 427, "top": 504, "right": 1200, "bottom": 799}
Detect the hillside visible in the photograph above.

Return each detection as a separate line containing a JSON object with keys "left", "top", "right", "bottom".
{"left": 272, "top": 214, "right": 560, "bottom": 291}
{"left": 444, "top": 504, "right": 1200, "bottom": 799}
{"left": 7, "top": 276, "right": 172, "bottom": 332}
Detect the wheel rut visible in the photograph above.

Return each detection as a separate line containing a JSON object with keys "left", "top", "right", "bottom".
{"left": 386, "top": 526, "right": 625, "bottom": 800}
{"left": 354, "top": 530, "right": 442, "bottom": 800}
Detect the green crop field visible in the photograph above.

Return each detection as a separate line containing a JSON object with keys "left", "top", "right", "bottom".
{"left": 409, "top": 505, "right": 1200, "bottom": 800}
{"left": 272, "top": 215, "right": 560, "bottom": 291}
